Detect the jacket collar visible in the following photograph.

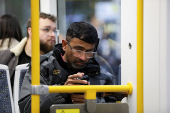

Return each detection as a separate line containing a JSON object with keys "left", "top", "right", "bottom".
{"left": 0, "top": 38, "right": 19, "bottom": 50}
{"left": 10, "top": 37, "right": 27, "bottom": 56}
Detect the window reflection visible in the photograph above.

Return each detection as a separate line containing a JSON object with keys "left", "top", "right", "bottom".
{"left": 0, "top": 0, "right": 31, "bottom": 37}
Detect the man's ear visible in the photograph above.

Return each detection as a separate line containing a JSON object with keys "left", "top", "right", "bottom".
{"left": 28, "top": 28, "right": 32, "bottom": 38}
{"left": 62, "top": 39, "right": 67, "bottom": 51}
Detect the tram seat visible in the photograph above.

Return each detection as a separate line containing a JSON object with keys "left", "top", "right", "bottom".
{"left": 0, "top": 64, "right": 15, "bottom": 113}
{"left": 13, "top": 63, "right": 29, "bottom": 113}
{"left": 50, "top": 103, "right": 129, "bottom": 113}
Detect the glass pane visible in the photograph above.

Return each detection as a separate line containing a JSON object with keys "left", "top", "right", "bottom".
{"left": 58, "top": 0, "right": 121, "bottom": 85}
{"left": 1, "top": 0, "right": 31, "bottom": 37}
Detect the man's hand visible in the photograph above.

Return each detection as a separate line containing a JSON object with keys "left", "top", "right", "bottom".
{"left": 64, "top": 72, "right": 90, "bottom": 104}
{"left": 71, "top": 94, "right": 85, "bottom": 104}
{"left": 64, "top": 72, "right": 88, "bottom": 85}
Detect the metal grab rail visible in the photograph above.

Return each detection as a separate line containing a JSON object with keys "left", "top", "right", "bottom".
{"left": 50, "top": 83, "right": 132, "bottom": 100}
{"left": 49, "top": 83, "right": 133, "bottom": 99}
{"left": 31, "top": 83, "right": 133, "bottom": 100}
{"left": 49, "top": 84, "right": 132, "bottom": 94}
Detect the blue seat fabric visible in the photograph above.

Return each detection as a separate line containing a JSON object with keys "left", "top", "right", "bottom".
{"left": 0, "top": 69, "right": 12, "bottom": 113}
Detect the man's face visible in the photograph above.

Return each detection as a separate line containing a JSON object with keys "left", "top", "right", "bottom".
{"left": 39, "top": 18, "right": 56, "bottom": 54}
{"left": 63, "top": 38, "right": 96, "bottom": 69}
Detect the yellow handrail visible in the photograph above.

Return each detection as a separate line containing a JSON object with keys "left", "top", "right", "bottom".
{"left": 49, "top": 83, "right": 133, "bottom": 99}
{"left": 137, "top": 0, "right": 143, "bottom": 113}
{"left": 31, "top": 0, "right": 40, "bottom": 113}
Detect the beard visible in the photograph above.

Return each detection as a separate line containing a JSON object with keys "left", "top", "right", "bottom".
{"left": 71, "top": 58, "right": 88, "bottom": 69}
{"left": 40, "top": 40, "right": 55, "bottom": 54}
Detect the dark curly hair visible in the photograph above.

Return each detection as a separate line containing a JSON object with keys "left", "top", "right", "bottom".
{"left": 66, "top": 22, "right": 98, "bottom": 44}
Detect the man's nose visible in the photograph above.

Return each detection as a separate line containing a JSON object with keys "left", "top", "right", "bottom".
{"left": 79, "top": 53, "right": 87, "bottom": 61}
{"left": 50, "top": 31, "right": 55, "bottom": 37}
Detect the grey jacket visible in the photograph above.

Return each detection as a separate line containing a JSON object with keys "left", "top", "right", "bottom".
{"left": 19, "top": 44, "right": 115, "bottom": 113}
{"left": 0, "top": 49, "right": 18, "bottom": 76}
{"left": 0, "top": 37, "right": 27, "bottom": 76}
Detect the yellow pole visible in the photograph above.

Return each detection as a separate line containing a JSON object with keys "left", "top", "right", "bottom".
{"left": 31, "top": 0, "right": 40, "bottom": 113}
{"left": 137, "top": 0, "right": 143, "bottom": 113}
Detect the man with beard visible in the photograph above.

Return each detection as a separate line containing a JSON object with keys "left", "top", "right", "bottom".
{"left": 17, "top": 12, "right": 57, "bottom": 65}
{"left": 19, "top": 22, "right": 115, "bottom": 113}
{"left": 1, "top": 12, "right": 57, "bottom": 88}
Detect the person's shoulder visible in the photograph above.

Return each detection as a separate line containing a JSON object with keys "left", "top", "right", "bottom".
{"left": 9, "top": 38, "right": 20, "bottom": 48}
{"left": 10, "top": 37, "right": 27, "bottom": 56}
{"left": 26, "top": 51, "right": 55, "bottom": 72}
{"left": 0, "top": 38, "right": 18, "bottom": 50}
{"left": 99, "top": 66, "right": 115, "bottom": 83}
{"left": 40, "top": 51, "right": 55, "bottom": 65}
{"left": 0, "top": 49, "right": 11, "bottom": 54}
{"left": 0, "top": 49, "right": 13, "bottom": 57}
{"left": 100, "top": 66, "right": 113, "bottom": 77}
{"left": 0, "top": 49, "right": 15, "bottom": 63}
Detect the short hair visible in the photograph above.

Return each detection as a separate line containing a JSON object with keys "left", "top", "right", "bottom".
{"left": 0, "top": 14, "right": 23, "bottom": 48}
{"left": 26, "top": 12, "right": 57, "bottom": 37}
{"left": 66, "top": 22, "right": 98, "bottom": 44}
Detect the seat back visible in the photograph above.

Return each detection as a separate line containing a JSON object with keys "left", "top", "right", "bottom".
{"left": 50, "top": 103, "right": 129, "bottom": 113}
{"left": 0, "top": 64, "right": 15, "bottom": 113}
{"left": 13, "top": 63, "right": 29, "bottom": 113}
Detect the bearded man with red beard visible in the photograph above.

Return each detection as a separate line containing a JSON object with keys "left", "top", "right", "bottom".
{"left": 17, "top": 12, "right": 57, "bottom": 65}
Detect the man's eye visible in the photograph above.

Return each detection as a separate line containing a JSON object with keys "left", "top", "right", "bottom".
{"left": 44, "top": 29, "right": 50, "bottom": 32}
{"left": 53, "top": 29, "right": 57, "bottom": 33}
{"left": 76, "top": 50, "right": 83, "bottom": 53}
{"left": 87, "top": 50, "right": 94, "bottom": 52}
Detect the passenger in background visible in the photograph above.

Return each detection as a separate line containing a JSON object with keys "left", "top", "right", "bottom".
{"left": 0, "top": 12, "right": 57, "bottom": 87}
{"left": 19, "top": 22, "right": 115, "bottom": 113}
{"left": 17, "top": 12, "right": 57, "bottom": 65}
{"left": 0, "top": 14, "right": 22, "bottom": 50}
{"left": 0, "top": 14, "right": 23, "bottom": 80}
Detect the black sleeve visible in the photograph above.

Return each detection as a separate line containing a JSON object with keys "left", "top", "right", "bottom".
{"left": 19, "top": 64, "right": 72, "bottom": 113}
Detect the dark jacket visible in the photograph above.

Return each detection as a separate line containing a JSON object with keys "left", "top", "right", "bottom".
{"left": 0, "top": 37, "right": 27, "bottom": 87}
{"left": 0, "top": 37, "right": 27, "bottom": 76}
{"left": 19, "top": 44, "right": 115, "bottom": 113}
{"left": 0, "top": 49, "right": 18, "bottom": 76}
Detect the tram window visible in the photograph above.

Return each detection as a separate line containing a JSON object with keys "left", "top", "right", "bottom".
{"left": 0, "top": 0, "right": 31, "bottom": 37}
{"left": 58, "top": 0, "right": 121, "bottom": 85}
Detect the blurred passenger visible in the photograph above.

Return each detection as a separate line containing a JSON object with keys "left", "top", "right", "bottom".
{"left": 0, "top": 14, "right": 22, "bottom": 50}
{"left": 0, "top": 14, "right": 23, "bottom": 78}
{"left": 19, "top": 22, "right": 115, "bottom": 113}
{"left": 0, "top": 12, "right": 57, "bottom": 88}
{"left": 18, "top": 12, "right": 57, "bottom": 65}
